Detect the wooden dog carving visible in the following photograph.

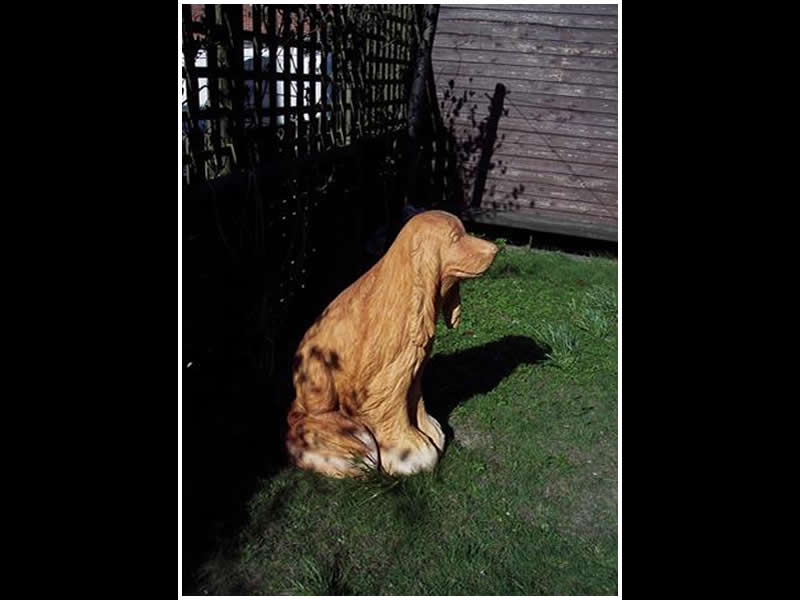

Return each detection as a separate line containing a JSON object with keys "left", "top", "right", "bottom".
{"left": 286, "top": 211, "right": 498, "bottom": 477}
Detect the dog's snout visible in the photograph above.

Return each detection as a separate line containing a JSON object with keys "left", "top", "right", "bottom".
{"left": 471, "top": 237, "right": 499, "bottom": 274}
{"left": 475, "top": 238, "right": 498, "bottom": 259}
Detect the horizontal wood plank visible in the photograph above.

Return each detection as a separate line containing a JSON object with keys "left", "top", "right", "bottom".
{"left": 445, "top": 112, "right": 617, "bottom": 142}
{"left": 489, "top": 152, "right": 617, "bottom": 176}
{"left": 479, "top": 176, "right": 617, "bottom": 205}
{"left": 442, "top": 100, "right": 617, "bottom": 129}
{"left": 467, "top": 208, "right": 618, "bottom": 241}
{"left": 433, "top": 59, "right": 618, "bottom": 87}
{"left": 483, "top": 168, "right": 617, "bottom": 194}
{"left": 467, "top": 174, "right": 616, "bottom": 205}
{"left": 478, "top": 195, "right": 618, "bottom": 220}
{"left": 437, "top": 21, "right": 617, "bottom": 44}
{"left": 438, "top": 8, "right": 618, "bottom": 30}
{"left": 497, "top": 160, "right": 616, "bottom": 185}
{"left": 510, "top": 197, "right": 617, "bottom": 217}
{"left": 493, "top": 128, "right": 618, "bottom": 154}
{"left": 445, "top": 5, "right": 619, "bottom": 17}
{"left": 435, "top": 34, "right": 618, "bottom": 58}
{"left": 433, "top": 46, "right": 617, "bottom": 73}
{"left": 437, "top": 84, "right": 617, "bottom": 114}
{"left": 435, "top": 73, "right": 616, "bottom": 101}
{"left": 491, "top": 145, "right": 617, "bottom": 168}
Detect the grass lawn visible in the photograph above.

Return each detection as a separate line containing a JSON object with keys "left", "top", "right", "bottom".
{"left": 190, "top": 242, "right": 618, "bottom": 595}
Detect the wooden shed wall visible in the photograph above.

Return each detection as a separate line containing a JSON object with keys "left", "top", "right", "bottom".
{"left": 432, "top": 4, "right": 618, "bottom": 241}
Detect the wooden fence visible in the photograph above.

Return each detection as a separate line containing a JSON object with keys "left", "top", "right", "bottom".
{"left": 432, "top": 4, "right": 618, "bottom": 241}
{"left": 182, "top": 5, "right": 416, "bottom": 185}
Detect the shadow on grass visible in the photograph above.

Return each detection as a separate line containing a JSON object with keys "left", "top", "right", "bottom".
{"left": 184, "top": 335, "right": 548, "bottom": 593}
{"left": 423, "top": 335, "right": 550, "bottom": 443}
{"left": 182, "top": 356, "right": 291, "bottom": 594}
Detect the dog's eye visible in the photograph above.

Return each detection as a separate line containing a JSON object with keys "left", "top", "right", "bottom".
{"left": 450, "top": 232, "right": 461, "bottom": 244}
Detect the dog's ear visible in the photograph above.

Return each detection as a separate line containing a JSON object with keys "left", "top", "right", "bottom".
{"left": 441, "top": 280, "right": 461, "bottom": 329}
{"left": 409, "top": 236, "right": 439, "bottom": 347}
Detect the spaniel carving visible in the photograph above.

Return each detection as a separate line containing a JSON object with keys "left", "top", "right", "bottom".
{"left": 286, "top": 211, "right": 498, "bottom": 477}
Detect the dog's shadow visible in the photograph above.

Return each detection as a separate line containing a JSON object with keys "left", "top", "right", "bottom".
{"left": 423, "top": 335, "right": 550, "bottom": 443}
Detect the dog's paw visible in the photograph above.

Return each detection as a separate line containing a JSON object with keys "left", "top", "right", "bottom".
{"left": 380, "top": 434, "right": 440, "bottom": 476}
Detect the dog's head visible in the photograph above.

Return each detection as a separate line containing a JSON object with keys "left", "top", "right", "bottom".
{"left": 402, "top": 211, "right": 498, "bottom": 342}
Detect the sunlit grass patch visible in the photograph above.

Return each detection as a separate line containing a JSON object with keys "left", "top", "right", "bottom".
{"left": 189, "top": 243, "right": 618, "bottom": 596}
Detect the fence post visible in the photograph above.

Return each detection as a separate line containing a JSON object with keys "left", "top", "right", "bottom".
{"left": 406, "top": 4, "right": 439, "bottom": 206}
{"left": 215, "top": 5, "right": 244, "bottom": 176}
{"left": 182, "top": 4, "right": 204, "bottom": 183}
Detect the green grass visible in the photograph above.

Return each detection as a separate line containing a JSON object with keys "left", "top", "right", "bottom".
{"left": 191, "top": 243, "right": 618, "bottom": 595}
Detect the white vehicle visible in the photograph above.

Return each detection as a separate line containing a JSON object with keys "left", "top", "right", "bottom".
{"left": 182, "top": 45, "right": 334, "bottom": 129}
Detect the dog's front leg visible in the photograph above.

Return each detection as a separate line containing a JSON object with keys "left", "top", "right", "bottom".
{"left": 407, "top": 377, "right": 445, "bottom": 451}
{"left": 379, "top": 426, "right": 440, "bottom": 476}
{"left": 416, "top": 396, "right": 445, "bottom": 452}
{"left": 373, "top": 397, "right": 440, "bottom": 476}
